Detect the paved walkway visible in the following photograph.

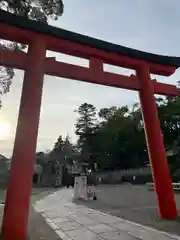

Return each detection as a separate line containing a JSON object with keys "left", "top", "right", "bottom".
{"left": 0, "top": 189, "right": 61, "bottom": 240}
{"left": 34, "top": 189, "right": 180, "bottom": 240}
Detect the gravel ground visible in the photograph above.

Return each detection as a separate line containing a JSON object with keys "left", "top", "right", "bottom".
{"left": 78, "top": 184, "right": 180, "bottom": 236}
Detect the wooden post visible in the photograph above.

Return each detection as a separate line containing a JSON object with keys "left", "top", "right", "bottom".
{"left": 137, "top": 63, "right": 177, "bottom": 219}
{"left": 2, "top": 36, "right": 46, "bottom": 240}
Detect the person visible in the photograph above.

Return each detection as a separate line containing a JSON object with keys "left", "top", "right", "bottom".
{"left": 87, "top": 172, "right": 97, "bottom": 200}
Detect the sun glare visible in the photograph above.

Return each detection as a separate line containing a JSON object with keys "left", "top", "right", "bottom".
{"left": 0, "top": 121, "right": 10, "bottom": 140}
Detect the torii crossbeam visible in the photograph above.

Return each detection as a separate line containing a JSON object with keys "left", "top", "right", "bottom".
{"left": 0, "top": 10, "right": 179, "bottom": 240}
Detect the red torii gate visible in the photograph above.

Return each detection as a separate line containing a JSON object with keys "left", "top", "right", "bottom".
{"left": 0, "top": 10, "right": 179, "bottom": 240}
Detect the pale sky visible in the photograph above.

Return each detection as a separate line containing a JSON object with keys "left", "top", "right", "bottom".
{"left": 1, "top": 0, "right": 180, "bottom": 157}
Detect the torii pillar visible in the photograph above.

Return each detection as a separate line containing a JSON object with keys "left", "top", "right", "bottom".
{"left": 1, "top": 37, "right": 46, "bottom": 240}
{"left": 137, "top": 64, "right": 177, "bottom": 218}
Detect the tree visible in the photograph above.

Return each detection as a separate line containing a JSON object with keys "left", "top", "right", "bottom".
{"left": 0, "top": 0, "right": 64, "bottom": 109}
{"left": 62, "top": 135, "right": 74, "bottom": 157}
{"left": 62, "top": 135, "right": 76, "bottom": 164}
{"left": 157, "top": 90, "right": 180, "bottom": 149}
{"left": 75, "top": 103, "right": 97, "bottom": 135}
{"left": 53, "top": 135, "right": 64, "bottom": 152}
{"left": 80, "top": 104, "right": 147, "bottom": 170}
{"left": 51, "top": 134, "right": 75, "bottom": 164}
{"left": 0, "top": 0, "right": 64, "bottom": 22}
{"left": 73, "top": 88, "right": 180, "bottom": 172}
{"left": 99, "top": 106, "right": 129, "bottom": 121}
{"left": 36, "top": 151, "right": 46, "bottom": 165}
{"left": 75, "top": 103, "right": 97, "bottom": 162}
{"left": 99, "top": 106, "right": 146, "bottom": 169}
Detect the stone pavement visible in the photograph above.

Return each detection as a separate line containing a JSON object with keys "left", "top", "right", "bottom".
{"left": 34, "top": 188, "right": 180, "bottom": 240}
{"left": 0, "top": 188, "right": 61, "bottom": 240}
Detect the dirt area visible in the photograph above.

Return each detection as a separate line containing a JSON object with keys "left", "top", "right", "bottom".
{"left": 78, "top": 184, "right": 180, "bottom": 236}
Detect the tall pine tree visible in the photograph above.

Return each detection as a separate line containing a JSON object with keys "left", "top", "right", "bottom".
{"left": 75, "top": 103, "right": 97, "bottom": 162}
{"left": 53, "top": 135, "right": 64, "bottom": 152}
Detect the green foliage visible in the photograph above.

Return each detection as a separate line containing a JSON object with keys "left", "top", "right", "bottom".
{"left": 0, "top": 0, "right": 64, "bottom": 109}
{"left": 61, "top": 135, "right": 74, "bottom": 158}
{"left": 97, "top": 105, "right": 147, "bottom": 170}
{"left": 0, "top": 0, "right": 64, "bottom": 21}
{"left": 158, "top": 91, "right": 180, "bottom": 148}
{"left": 75, "top": 103, "right": 97, "bottom": 136}
{"left": 74, "top": 91, "right": 180, "bottom": 171}
{"left": 75, "top": 103, "right": 97, "bottom": 162}
{"left": 36, "top": 151, "right": 47, "bottom": 165}
{"left": 53, "top": 135, "right": 64, "bottom": 152}
{"left": 51, "top": 135, "right": 75, "bottom": 164}
{"left": 75, "top": 103, "right": 148, "bottom": 170}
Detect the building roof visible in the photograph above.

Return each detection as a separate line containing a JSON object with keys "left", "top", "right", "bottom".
{"left": 1, "top": 10, "right": 180, "bottom": 68}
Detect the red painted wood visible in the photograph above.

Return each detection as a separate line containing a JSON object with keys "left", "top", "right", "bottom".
{"left": 0, "top": 23, "right": 35, "bottom": 44}
{"left": 137, "top": 64, "right": 177, "bottom": 219}
{"left": 1, "top": 37, "right": 46, "bottom": 240}
{"left": 89, "top": 57, "right": 103, "bottom": 71}
{"left": 45, "top": 59, "right": 139, "bottom": 90}
{"left": 0, "top": 49, "right": 178, "bottom": 96}
{"left": 0, "top": 23, "right": 176, "bottom": 76}
{"left": 152, "top": 81, "right": 178, "bottom": 96}
{"left": 47, "top": 36, "right": 176, "bottom": 76}
{"left": 0, "top": 48, "right": 27, "bottom": 69}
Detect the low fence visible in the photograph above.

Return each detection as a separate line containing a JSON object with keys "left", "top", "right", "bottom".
{"left": 147, "top": 182, "right": 180, "bottom": 191}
